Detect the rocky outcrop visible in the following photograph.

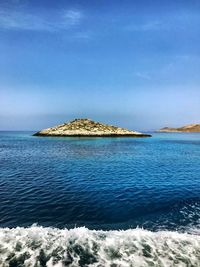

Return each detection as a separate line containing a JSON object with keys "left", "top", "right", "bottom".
{"left": 34, "top": 118, "right": 151, "bottom": 137}
{"left": 158, "top": 124, "right": 200, "bottom": 133}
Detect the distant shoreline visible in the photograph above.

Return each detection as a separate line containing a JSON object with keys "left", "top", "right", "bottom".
{"left": 33, "top": 133, "right": 152, "bottom": 137}
{"left": 157, "top": 123, "right": 200, "bottom": 133}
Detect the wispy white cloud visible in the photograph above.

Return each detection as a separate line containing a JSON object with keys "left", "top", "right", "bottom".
{"left": 126, "top": 21, "right": 164, "bottom": 32}
{"left": 0, "top": 11, "right": 51, "bottom": 31}
{"left": 125, "top": 12, "right": 200, "bottom": 33}
{"left": 62, "top": 10, "right": 82, "bottom": 27}
{"left": 134, "top": 54, "right": 200, "bottom": 84}
{"left": 0, "top": 8, "right": 83, "bottom": 32}
{"left": 73, "top": 31, "right": 92, "bottom": 40}
{"left": 135, "top": 72, "right": 152, "bottom": 80}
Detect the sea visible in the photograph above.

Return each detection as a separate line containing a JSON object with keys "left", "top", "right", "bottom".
{"left": 0, "top": 131, "right": 200, "bottom": 266}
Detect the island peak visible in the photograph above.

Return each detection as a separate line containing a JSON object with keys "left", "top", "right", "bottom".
{"left": 34, "top": 118, "right": 151, "bottom": 137}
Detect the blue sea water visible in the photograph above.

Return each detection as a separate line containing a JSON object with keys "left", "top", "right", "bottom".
{"left": 0, "top": 131, "right": 200, "bottom": 266}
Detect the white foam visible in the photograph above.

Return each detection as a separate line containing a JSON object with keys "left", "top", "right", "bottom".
{"left": 0, "top": 226, "right": 200, "bottom": 266}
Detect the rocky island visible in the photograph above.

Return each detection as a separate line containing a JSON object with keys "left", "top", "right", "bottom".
{"left": 34, "top": 118, "right": 151, "bottom": 137}
{"left": 158, "top": 124, "right": 200, "bottom": 132}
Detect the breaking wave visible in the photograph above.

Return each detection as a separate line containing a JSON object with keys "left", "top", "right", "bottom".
{"left": 0, "top": 226, "right": 200, "bottom": 266}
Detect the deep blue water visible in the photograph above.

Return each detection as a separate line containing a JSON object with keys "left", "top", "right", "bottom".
{"left": 0, "top": 131, "right": 200, "bottom": 231}
{"left": 1, "top": 132, "right": 200, "bottom": 266}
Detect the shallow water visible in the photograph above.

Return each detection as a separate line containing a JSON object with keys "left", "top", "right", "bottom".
{"left": 0, "top": 132, "right": 200, "bottom": 266}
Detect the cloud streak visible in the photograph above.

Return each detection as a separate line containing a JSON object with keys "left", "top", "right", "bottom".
{"left": 0, "top": 8, "right": 83, "bottom": 32}
{"left": 135, "top": 72, "right": 152, "bottom": 80}
{"left": 126, "top": 21, "right": 164, "bottom": 32}
{"left": 124, "top": 12, "right": 200, "bottom": 33}
{"left": 63, "top": 10, "right": 82, "bottom": 27}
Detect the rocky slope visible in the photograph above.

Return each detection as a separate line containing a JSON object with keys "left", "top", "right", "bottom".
{"left": 34, "top": 118, "right": 151, "bottom": 137}
{"left": 158, "top": 124, "right": 200, "bottom": 132}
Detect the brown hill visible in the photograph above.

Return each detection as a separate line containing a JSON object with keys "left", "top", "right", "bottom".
{"left": 158, "top": 124, "right": 200, "bottom": 132}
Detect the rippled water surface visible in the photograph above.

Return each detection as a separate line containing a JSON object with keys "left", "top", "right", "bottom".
{"left": 0, "top": 131, "right": 200, "bottom": 230}
{"left": 0, "top": 132, "right": 200, "bottom": 266}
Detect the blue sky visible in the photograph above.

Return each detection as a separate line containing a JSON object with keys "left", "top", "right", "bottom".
{"left": 0, "top": 0, "right": 200, "bottom": 131}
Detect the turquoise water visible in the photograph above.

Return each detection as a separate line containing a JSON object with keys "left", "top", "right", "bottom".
{"left": 0, "top": 132, "right": 200, "bottom": 266}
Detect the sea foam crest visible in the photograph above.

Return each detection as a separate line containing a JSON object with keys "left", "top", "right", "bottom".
{"left": 0, "top": 226, "right": 200, "bottom": 267}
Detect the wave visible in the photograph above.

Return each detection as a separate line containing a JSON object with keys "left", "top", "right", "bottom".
{"left": 0, "top": 226, "right": 200, "bottom": 266}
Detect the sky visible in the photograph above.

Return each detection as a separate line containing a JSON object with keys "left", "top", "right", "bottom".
{"left": 0, "top": 0, "right": 200, "bottom": 131}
